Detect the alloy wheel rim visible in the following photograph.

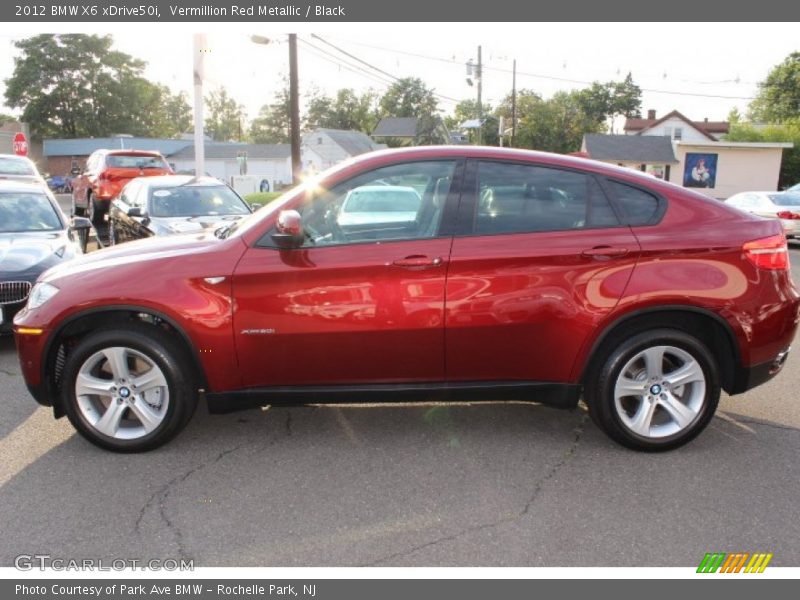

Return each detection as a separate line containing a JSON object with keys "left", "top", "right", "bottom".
{"left": 75, "top": 346, "right": 170, "bottom": 440}
{"left": 613, "top": 345, "right": 706, "bottom": 439}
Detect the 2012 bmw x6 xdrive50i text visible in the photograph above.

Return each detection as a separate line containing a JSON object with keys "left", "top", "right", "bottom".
{"left": 14, "top": 147, "right": 799, "bottom": 452}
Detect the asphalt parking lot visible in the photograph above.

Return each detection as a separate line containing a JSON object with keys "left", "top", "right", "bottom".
{"left": 1, "top": 201, "right": 798, "bottom": 567}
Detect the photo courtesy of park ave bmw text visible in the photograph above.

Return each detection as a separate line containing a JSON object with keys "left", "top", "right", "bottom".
{"left": 0, "top": 0, "right": 799, "bottom": 596}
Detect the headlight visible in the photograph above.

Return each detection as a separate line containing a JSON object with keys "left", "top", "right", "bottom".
{"left": 27, "top": 282, "right": 60, "bottom": 310}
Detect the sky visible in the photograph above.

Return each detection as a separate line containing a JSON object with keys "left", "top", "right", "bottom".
{"left": 0, "top": 22, "right": 797, "bottom": 128}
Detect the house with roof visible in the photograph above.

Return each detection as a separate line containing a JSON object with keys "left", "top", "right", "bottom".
{"left": 580, "top": 109, "right": 792, "bottom": 199}
{"left": 301, "top": 128, "right": 385, "bottom": 172}
{"left": 581, "top": 134, "right": 678, "bottom": 180}
{"left": 169, "top": 142, "right": 292, "bottom": 189}
{"left": 624, "top": 109, "right": 729, "bottom": 142}
{"left": 372, "top": 117, "right": 450, "bottom": 146}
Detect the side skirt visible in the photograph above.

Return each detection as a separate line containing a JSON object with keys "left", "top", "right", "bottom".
{"left": 205, "top": 381, "right": 582, "bottom": 414}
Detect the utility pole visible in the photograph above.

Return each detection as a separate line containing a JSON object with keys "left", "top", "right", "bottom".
{"left": 192, "top": 34, "right": 208, "bottom": 177}
{"left": 511, "top": 59, "right": 517, "bottom": 147}
{"left": 288, "top": 33, "right": 301, "bottom": 185}
{"left": 476, "top": 45, "right": 483, "bottom": 146}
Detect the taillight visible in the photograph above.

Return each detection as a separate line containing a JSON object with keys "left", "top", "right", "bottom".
{"left": 776, "top": 211, "right": 800, "bottom": 220}
{"left": 97, "top": 171, "right": 109, "bottom": 181}
{"left": 743, "top": 234, "right": 789, "bottom": 270}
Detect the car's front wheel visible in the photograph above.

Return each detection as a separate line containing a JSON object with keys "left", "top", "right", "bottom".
{"left": 61, "top": 324, "right": 198, "bottom": 452}
{"left": 585, "top": 329, "right": 720, "bottom": 452}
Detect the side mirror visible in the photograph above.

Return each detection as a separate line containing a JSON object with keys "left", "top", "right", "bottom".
{"left": 127, "top": 206, "right": 143, "bottom": 217}
{"left": 70, "top": 216, "right": 93, "bottom": 230}
{"left": 250, "top": 203, "right": 262, "bottom": 211}
{"left": 271, "top": 209, "right": 304, "bottom": 249}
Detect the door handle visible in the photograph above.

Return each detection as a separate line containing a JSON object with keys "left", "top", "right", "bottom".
{"left": 581, "top": 246, "right": 629, "bottom": 259}
{"left": 392, "top": 255, "right": 444, "bottom": 268}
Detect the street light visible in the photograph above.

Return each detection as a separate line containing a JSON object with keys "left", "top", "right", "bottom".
{"left": 251, "top": 34, "right": 301, "bottom": 185}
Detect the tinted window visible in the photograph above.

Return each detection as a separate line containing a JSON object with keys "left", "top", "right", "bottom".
{"left": 0, "top": 192, "right": 62, "bottom": 232}
{"left": 474, "top": 162, "right": 619, "bottom": 235}
{"left": 295, "top": 161, "right": 455, "bottom": 247}
{"left": 608, "top": 181, "right": 660, "bottom": 225}
{"left": 106, "top": 154, "right": 169, "bottom": 169}
{"left": 0, "top": 157, "right": 35, "bottom": 175}
{"left": 768, "top": 192, "right": 800, "bottom": 207}
{"left": 148, "top": 185, "right": 250, "bottom": 218}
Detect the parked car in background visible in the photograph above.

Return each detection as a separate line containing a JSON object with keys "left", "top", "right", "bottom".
{"left": 0, "top": 154, "right": 47, "bottom": 188}
{"left": 108, "top": 176, "right": 252, "bottom": 245}
{"left": 45, "top": 174, "right": 73, "bottom": 194}
{"left": 13, "top": 147, "right": 799, "bottom": 453}
{"left": 71, "top": 149, "right": 173, "bottom": 226}
{"left": 0, "top": 181, "right": 90, "bottom": 333}
{"left": 724, "top": 191, "right": 800, "bottom": 239}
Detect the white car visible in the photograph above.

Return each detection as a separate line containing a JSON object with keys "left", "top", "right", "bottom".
{"left": 0, "top": 154, "right": 47, "bottom": 188}
{"left": 337, "top": 185, "right": 422, "bottom": 226}
{"left": 725, "top": 191, "right": 800, "bottom": 239}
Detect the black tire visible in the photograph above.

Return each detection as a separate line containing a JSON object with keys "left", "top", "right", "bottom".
{"left": 584, "top": 329, "right": 720, "bottom": 452}
{"left": 87, "top": 192, "right": 104, "bottom": 226}
{"left": 61, "top": 324, "right": 198, "bottom": 452}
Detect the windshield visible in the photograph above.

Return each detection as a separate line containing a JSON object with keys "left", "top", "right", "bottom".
{"left": 0, "top": 157, "right": 35, "bottom": 176}
{"left": 149, "top": 185, "right": 251, "bottom": 218}
{"left": 106, "top": 154, "right": 169, "bottom": 169}
{"left": 769, "top": 192, "right": 800, "bottom": 207}
{"left": 0, "top": 192, "right": 62, "bottom": 232}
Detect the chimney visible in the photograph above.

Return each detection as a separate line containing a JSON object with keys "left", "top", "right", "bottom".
{"left": 647, "top": 109, "right": 656, "bottom": 120}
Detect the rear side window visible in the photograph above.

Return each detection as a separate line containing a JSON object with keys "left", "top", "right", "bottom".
{"left": 608, "top": 181, "right": 661, "bottom": 225}
{"left": 474, "top": 161, "right": 620, "bottom": 235}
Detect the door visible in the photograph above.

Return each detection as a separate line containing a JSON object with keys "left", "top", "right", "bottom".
{"left": 233, "top": 159, "right": 462, "bottom": 388}
{"left": 445, "top": 160, "right": 641, "bottom": 384}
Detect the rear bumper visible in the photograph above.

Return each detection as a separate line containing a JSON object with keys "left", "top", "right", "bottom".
{"left": 730, "top": 346, "right": 791, "bottom": 395}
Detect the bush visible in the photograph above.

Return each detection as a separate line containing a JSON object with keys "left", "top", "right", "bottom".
{"left": 243, "top": 192, "right": 282, "bottom": 207}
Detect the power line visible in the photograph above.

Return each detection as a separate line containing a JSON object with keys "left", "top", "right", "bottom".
{"left": 298, "top": 38, "right": 396, "bottom": 87}
{"left": 309, "top": 34, "right": 461, "bottom": 105}
{"left": 319, "top": 36, "right": 762, "bottom": 102}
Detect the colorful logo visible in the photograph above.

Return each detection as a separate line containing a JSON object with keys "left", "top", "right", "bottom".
{"left": 697, "top": 552, "right": 773, "bottom": 573}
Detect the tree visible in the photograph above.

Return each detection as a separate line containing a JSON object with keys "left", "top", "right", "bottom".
{"left": 205, "top": 87, "right": 246, "bottom": 142}
{"left": 304, "top": 88, "right": 379, "bottom": 133}
{"left": 750, "top": 52, "right": 800, "bottom": 123}
{"left": 4, "top": 34, "right": 184, "bottom": 140}
{"left": 249, "top": 86, "right": 291, "bottom": 144}
{"left": 446, "top": 99, "right": 498, "bottom": 146}
{"left": 575, "top": 74, "right": 641, "bottom": 133}
{"left": 495, "top": 89, "right": 606, "bottom": 153}
{"left": 378, "top": 77, "right": 440, "bottom": 120}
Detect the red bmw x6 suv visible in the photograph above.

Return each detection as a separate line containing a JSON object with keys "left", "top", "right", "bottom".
{"left": 13, "top": 147, "right": 799, "bottom": 452}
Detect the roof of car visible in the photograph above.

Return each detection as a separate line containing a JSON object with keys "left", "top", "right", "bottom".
{"left": 132, "top": 175, "right": 224, "bottom": 188}
{"left": 0, "top": 179, "right": 51, "bottom": 194}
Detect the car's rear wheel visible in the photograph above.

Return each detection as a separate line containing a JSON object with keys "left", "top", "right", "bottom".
{"left": 61, "top": 324, "right": 198, "bottom": 452}
{"left": 585, "top": 329, "right": 720, "bottom": 451}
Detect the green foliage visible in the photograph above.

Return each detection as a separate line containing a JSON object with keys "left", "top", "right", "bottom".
{"left": 204, "top": 87, "right": 246, "bottom": 142}
{"left": 379, "top": 77, "right": 439, "bottom": 119}
{"left": 494, "top": 89, "right": 607, "bottom": 153}
{"left": 305, "top": 87, "right": 379, "bottom": 133}
{"left": 249, "top": 86, "right": 290, "bottom": 144}
{"left": 749, "top": 52, "right": 800, "bottom": 123}
{"left": 725, "top": 120, "right": 800, "bottom": 188}
{"left": 446, "top": 99, "right": 499, "bottom": 146}
{"left": 243, "top": 191, "right": 283, "bottom": 206}
{"left": 4, "top": 34, "right": 190, "bottom": 140}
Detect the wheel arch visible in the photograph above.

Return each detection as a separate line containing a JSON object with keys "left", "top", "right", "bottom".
{"left": 578, "top": 306, "right": 741, "bottom": 394}
{"left": 42, "top": 305, "right": 208, "bottom": 418}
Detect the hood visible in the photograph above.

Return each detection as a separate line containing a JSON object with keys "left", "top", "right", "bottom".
{"left": 0, "top": 231, "right": 71, "bottom": 276}
{"left": 156, "top": 214, "right": 246, "bottom": 235}
{"left": 40, "top": 229, "right": 231, "bottom": 284}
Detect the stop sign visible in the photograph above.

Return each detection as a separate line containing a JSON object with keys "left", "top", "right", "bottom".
{"left": 13, "top": 132, "right": 28, "bottom": 156}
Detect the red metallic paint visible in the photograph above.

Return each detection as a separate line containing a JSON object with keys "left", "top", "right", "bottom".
{"left": 14, "top": 146, "right": 800, "bottom": 407}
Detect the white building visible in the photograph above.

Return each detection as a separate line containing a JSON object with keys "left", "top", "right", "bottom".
{"left": 301, "top": 128, "right": 384, "bottom": 172}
